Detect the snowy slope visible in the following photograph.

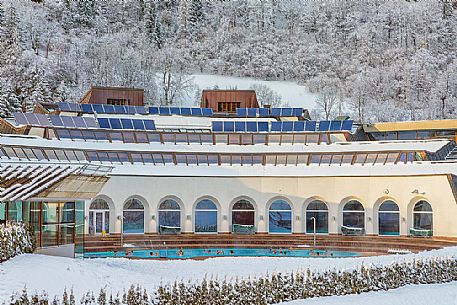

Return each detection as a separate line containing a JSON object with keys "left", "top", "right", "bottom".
{"left": 1, "top": 247, "right": 457, "bottom": 303}
{"left": 191, "top": 74, "right": 318, "bottom": 109}
{"left": 280, "top": 282, "right": 457, "bottom": 305}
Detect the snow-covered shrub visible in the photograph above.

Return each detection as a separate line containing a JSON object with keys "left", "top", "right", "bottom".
{"left": 7, "top": 257, "right": 457, "bottom": 304}
{"left": 0, "top": 222, "right": 35, "bottom": 262}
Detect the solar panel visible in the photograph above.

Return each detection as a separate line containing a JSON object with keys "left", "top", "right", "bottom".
{"left": 341, "top": 120, "right": 353, "bottom": 131}
{"left": 132, "top": 119, "right": 145, "bottom": 130}
{"left": 69, "top": 103, "right": 81, "bottom": 112}
{"left": 329, "top": 120, "right": 343, "bottom": 131}
{"left": 135, "top": 106, "right": 147, "bottom": 115}
{"left": 235, "top": 121, "right": 245, "bottom": 132}
{"left": 61, "top": 116, "right": 75, "bottom": 128}
{"left": 247, "top": 108, "right": 257, "bottom": 117}
{"left": 50, "top": 115, "right": 64, "bottom": 127}
{"left": 81, "top": 104, "right": 94, "bottom": 113}
{"left": 191, "top": 108, "right": 202, "bottom": 116}
{"left": 84, "top": 117, "right": 98, "bottom": 128}
{"left": 109, "top": 118, "right": 122, "bottom": 129}
{"left": 293, "top": 108, "right": 303, "bottom": 116}
{"left": 24, "top": 113, "right": 39, "bottom": 125}
{"left": 212, "top": 121, "right": 223, "bottom": 132}
{"left": 271, "top": 108, "right": 281, "bottom": 116}
{"left": 282, "top": 121, "right": 293, "bottom": 132}
{"left": 258, "top": 122, "right": 269, "bottom": 132}
{"left": 271, "top": 122, "right": 282, "bottom": 132}
{"left": 36, "top": 114, "right": 51, "bottom": 126}
{"left": 181, "top": 108, "right": 191, "bottom": 116}
{"left": 319, "top": 120, "right": 330, "bottom": 131}
{"left": 170, "top": 107, "right": 181, "bottom": 115}
{"left": 126, "top": 106, "right": 137, "bottom": 114}
{"left": 305, "top": 121, "right": 317, "bottom": 132}
{"left": 259, "top": 108, "right": 270, "bottom": 117}
{"left": 103, "top": 105, "right": 115, "bottom": 114}
{"left": 98, "top": 118, "right": 110, "bottom": 129}
{"left": 57, "top": 102, "right": 71, "bottom": 112}
{"left": 92, "top": 104, "right": 104, "bottom": 113}
{"left": 236, "top": 108, "right": 247, "bottom": 117}
{"left": 72, "top": 116, "right": 87, "bottom": 128}
{"left": 114, "top": 105, "right": 126, "bottom": 114}
{"left": 121, "top": 118, "right": 134, "bottom": 129}
{"left": 149, "top": 107, "right": 159, "bottom": 114}
{"left": 223, "top": 121, "right": 235, "bottom": 132}
{"left": 159, "top": 107, "right": 171, "bottom": 115}
{"left": 202, "top": 108, "right": 213, "bottom": 116}
{"left": 143, "top": 120, "right": 156, "bottom": 130}
{"left": 246, "top": 121, "right": 257, "bottom": 132}
{"left": 282, "top": 108, "right": 293, "bottom": 117}
{"left": 293, "top": 121, "right": 305, "bottom": 132}
{"left": 13, "top": 113, "right": 27, "bottom": 125}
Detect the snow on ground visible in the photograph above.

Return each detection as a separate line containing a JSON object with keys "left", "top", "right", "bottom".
{"left": 1, "top": 247, "right": 457, "bottom": 303}
{"left": 279, "top": 282, "right": 457, "bottom": 305}
{"left": 190, "top": 74, "right": 318, "bottom": 109}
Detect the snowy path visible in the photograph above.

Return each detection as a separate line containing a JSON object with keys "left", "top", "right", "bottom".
{"left": 280, "top": 282, "right": 457, "bottom": 305}
{"left": 1, "top": 247, "right": 457, "bottom": 303}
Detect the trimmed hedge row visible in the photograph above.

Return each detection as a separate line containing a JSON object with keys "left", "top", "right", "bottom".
{"left": 7, "top": 257, "right": 457, "bottom": 304}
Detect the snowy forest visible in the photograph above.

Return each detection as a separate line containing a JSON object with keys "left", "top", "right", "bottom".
{"left": 1, "top": 0, "right": 457, "bottom": 123}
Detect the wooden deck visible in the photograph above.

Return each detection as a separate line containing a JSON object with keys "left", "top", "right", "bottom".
{"left": 83, "top": 234, "right": 457, "bottom": 255}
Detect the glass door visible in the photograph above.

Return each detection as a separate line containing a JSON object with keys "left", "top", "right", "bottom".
{"left": 91, "top": 211, "right": 108, "bottom": 234}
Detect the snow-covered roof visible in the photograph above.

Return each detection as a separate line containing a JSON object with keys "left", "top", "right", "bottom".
{"left": 0, "top": 135, "right": 449, "bottom": 154}
{"left": 0, "top": 164, "right": 80, "bottom": 201}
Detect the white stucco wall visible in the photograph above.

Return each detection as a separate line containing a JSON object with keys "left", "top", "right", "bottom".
{"left": 85, "top": 174, "right": 457, "bottom": 237}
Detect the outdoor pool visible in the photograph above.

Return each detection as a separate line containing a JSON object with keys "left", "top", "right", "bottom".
{"left": 83, "top": 248, "right": 360, "bottom": 259}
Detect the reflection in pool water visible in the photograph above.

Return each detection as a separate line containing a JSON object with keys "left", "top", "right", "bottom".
{"left": 84, "top": 248, "right": 359, "bottom": 259}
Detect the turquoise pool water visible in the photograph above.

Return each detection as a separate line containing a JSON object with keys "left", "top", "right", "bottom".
{"left": 84, "top": 248, "right": 359, "bottom": 259}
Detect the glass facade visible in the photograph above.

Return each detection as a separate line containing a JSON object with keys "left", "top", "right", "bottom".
{"left": 195, "top": 199, "right": 218, "bottom": 233}
{"left": 123, "top": 199, "right": 144, "bottom": 234}
{"left": 343, "top": 200, "right": 365, "bottom": 229}
{"left": 413, "top": 200, "right": 433, "bottom": 230}
{"left": 232, "top": 200, "right": 255, "bottom": 230}
{"left": 158, "top": 199, "right": 181, "bottom": 233}
{"left": 306, "top": 200, "right": 328, "bottom": 234}
{"left": 378, "top": 200, "right": 399, "bottom": 235}
{"left": 89, "top": 199, "right": 110, "bottom": 235}
{"left": 269, "top": 200, "right": 292, "bottom": 233}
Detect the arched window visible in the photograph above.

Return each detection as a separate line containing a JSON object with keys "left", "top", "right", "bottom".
{"left": 269, "top": 199, "right": 292, "bottom": 233}
{"left": 306, "top": 200, "right": 328, "bottom": 234}
{"left": 158, "top": 199, "right": 181, "bottom": 234}
{"left": 195, "top": 199, "right": 218, "bottom": 233}
{"left": 232, "top": 200, "right": 255, "bottom": 233}
{"left": 123, "top": 199, "right": 144, "bottom": 234}
{"left": 89, "top": 199, "right": 110, "bottom": 235}
{"left": 342, "top": 200, "right": 365, "bottom": 229}
{"left": 413, "top": 200, "right": 433, "bottom": 230}
{"left": 378, "top": 200, "right": 399, "bottom": 236}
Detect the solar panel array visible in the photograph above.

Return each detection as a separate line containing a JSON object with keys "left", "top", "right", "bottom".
{"left": 50, "top": 115, "right": 98, "bottom": 128}
{"left": 80, "top": 104, "right": 147, "bottom": 115}
{"left": 318, "top": 120, "right": 353, "bottom": 131}
{"left": 236, "top": 108, "right": 270, "bottom": 118}
{"left": 14, "top": 113, "right": 52, "bottom": 126}
{"left": 149, "top": 107, "right": 214, "bottom": 117}
{"left": 270, "top": 108, "right": 303, "bottom": 117}
{"left": 57, "top": 102, "right": 82, "bottom": 112}
{"left": 97, "top": 118, "right": 156, "bottom": 130}
{"left": 212, "top": 121, "right": 270, "bottom": 132}
{"left": 270, "top": 121, "right": 317, "bottom": 132}
{"left": 212, "top": 120, "right": 352, "bottom": 133}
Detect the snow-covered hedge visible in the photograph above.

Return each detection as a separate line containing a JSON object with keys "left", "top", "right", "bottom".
{"left": 0, "top": 222, "right": 35, "bottom": 262}
{"left": 7, "top": 257, "right": 457, "bottom": 304}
